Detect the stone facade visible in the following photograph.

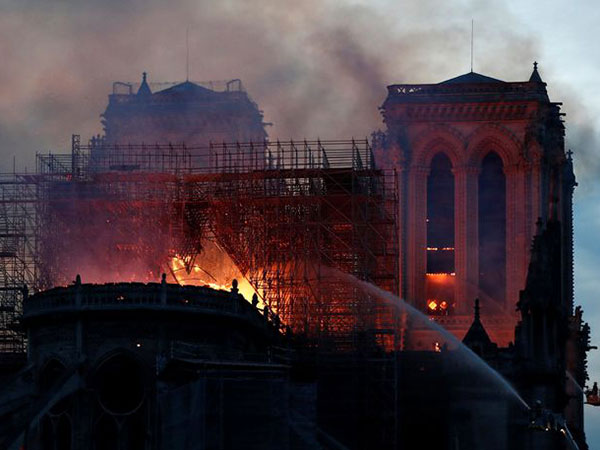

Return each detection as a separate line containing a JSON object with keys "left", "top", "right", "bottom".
{"left": 379, "top": 65, "right": 575, "bottom": 347}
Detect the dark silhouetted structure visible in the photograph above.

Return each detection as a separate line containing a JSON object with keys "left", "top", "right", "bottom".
{"left": 1, "top": 280, "right": 303, "bottom": 450}
{"left": 101, "top": 73, "right": 267, "bottom": 148}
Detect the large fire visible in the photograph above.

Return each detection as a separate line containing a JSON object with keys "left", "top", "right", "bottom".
{"left": 40, "top": 180, "right": 260, "bottom": 306}
{"left": 167, "top": 251, "right": 258, "bottom": 303}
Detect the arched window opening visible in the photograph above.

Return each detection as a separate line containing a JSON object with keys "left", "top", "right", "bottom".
{"left": 478, "top": 152, "right": 506, "bottom": 306}
{"left": 96, "top": 354, "right": 145, "bottom": 415}
{"left": 426, "top": 153, "right": 455, "bottom": 315}
{"left": 94, "top": 354, "right": 147, "bottom": 450}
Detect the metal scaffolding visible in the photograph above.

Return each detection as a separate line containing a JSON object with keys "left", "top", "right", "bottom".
{"left": 0, "top": 173, "right": 38, "bottom": 352}
{"left": 2, "top": 137, "right": 399, "bottom": 350}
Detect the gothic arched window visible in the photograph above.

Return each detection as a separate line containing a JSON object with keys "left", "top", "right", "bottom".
{"left": 478, "top": 152, "right": 506, "bottom": 306}
{"left": 426, "top": 153, "right": 455, "bottom": 315}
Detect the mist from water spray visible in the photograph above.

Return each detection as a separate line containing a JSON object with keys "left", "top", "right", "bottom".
{"left": 328, "top": 268, "right": 530, "bottom": 410}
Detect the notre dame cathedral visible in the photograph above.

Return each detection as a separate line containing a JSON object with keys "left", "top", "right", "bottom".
{"left": 0, "top": 63, "right": 592, "bottom": 450}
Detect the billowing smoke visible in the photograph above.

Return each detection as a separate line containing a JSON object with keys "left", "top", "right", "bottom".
{"left": 558, "top": 88, "right": 600, "bottom": 193}
{"left": 0, "top": 0, "right": 550, "bottom": 171}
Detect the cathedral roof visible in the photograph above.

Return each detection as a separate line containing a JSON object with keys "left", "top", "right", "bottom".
{"left": 153, "top": 80, "right": 220, "bottom": 101}
{"left": 529, "top": 61, "right": 543, "bottom": 83}
{"left": 383, "top": 63, "right": 551, "bottom": 109}
{"left": 439, "top": 71, "right": 504, "bottom": 85}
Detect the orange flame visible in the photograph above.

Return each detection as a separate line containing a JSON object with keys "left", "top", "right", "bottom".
{"left": 167, "top": 242, "right": 260, "bottom": 305}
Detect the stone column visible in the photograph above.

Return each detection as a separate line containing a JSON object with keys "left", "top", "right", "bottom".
{"left": 406, "top": 166, "right": 429, "bottom": 308}
{"left": 523, "top": 161, "right": 533, "bottom": 264}
{"left": 504, "top": 164, "right": 522, "bottom": 313}
{"left": 453, "top": 165, "right": 479, "bottom": 315}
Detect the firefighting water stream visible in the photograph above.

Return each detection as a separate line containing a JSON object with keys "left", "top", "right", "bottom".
{"left": 328, "top": 269, "right": 531, "bottom": 410}
{"left": 567, "top": 371, "right": 585, "bottom": 394}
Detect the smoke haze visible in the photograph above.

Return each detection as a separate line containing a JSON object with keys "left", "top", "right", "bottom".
{"left": 0, "top": 0, "right": 553, "bottom": 170}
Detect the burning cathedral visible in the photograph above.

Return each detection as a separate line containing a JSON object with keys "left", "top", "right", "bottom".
{"left": 0, "top": 64, "right": 593, "bottom": 450}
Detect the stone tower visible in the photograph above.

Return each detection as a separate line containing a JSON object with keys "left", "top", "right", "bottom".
{"left": 100, "top": 73, "right": 267, "bottom": 149}
{"left": 379, "top": 64, "right": 575, "bottom": 347}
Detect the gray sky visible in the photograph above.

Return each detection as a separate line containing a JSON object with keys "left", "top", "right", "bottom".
{"left": 503, "top": 1, "right": 600, "bottom": 443}
{"left": 2, "top": 0, "right": 600, "bottom": 444}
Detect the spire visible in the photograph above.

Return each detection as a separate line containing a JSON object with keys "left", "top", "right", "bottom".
{"left": 529, "top": 61, "right": 543, "bottom": 83}
{"left": 137, "top": 71, "right": 152, "bottom": 96}
{"left": 463, "top": 298, "right": 496, "bottom": 354}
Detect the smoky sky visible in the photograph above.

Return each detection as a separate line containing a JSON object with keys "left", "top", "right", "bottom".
{"left": 1, "top": 0, "right": 597, "bottom": 183}
{"left": 0, "top": 0, "right": 546, "bottom": 167}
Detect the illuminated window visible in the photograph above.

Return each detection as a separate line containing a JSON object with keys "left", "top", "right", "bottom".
{"left": 427, "top": 153, "right": 455, "bottom": 274}
{"left": 426, "top": 153, "right": 455, "bottom": 314}
{"left": 426, "top": 295, "right": 454, "bottom": 316}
